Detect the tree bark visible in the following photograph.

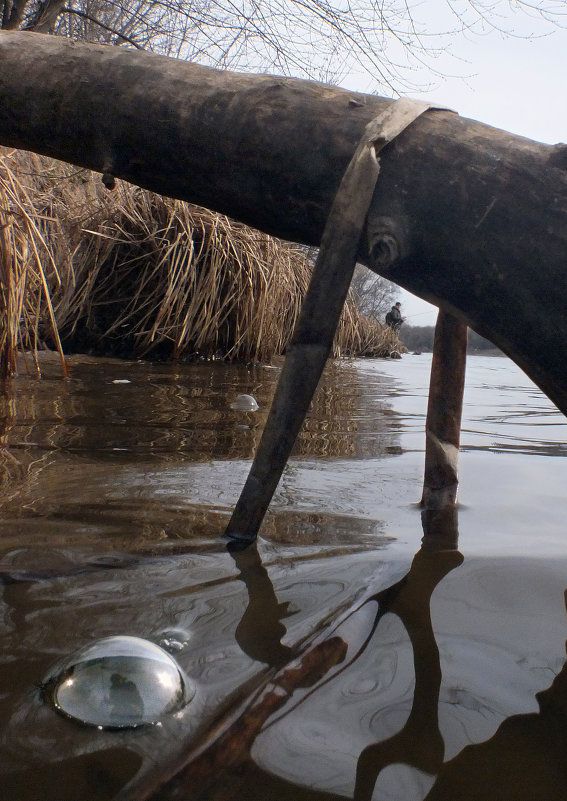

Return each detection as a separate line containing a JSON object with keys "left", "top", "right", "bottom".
{"left": 421, "top": 311, "right": 468, "bottom": 510}
{"left": 1, "top": 31, "right": 567, "bottom": 416}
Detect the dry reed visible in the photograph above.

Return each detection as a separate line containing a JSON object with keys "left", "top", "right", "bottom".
{"left": 0, "top": 149, "right": 399, "bottom": 373}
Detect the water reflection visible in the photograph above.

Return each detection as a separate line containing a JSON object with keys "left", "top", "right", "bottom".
{"left": 128, "top": 511, "right": 462, "bottom": 799}
{"left": 3, "top": 748, "right": 143, "bottom": 801}
{"left": 0, "top": 354, "right": 400, "bottom": 469}
{"left": 353, "top": 509, "right": 463, "bottom": 801}
{"left": 1, "top": 353, "right": 567, "bottom": 799}
{"left": 0, "top": 532, "right": 390, "bottom": 800}
{"left": 229, "top": 544, "right": 295, "bottom": 667}
{"left": 175, "top": 510, "right": 567, "bottom": 801}
{"left": 2, "top": 504, "right": 567, "bottom": 799}
{"left": 0, "top": 354, "right": 403, "bottom": 552}
{"left": 425, "top": 614, "right": 567, "bottom": 800}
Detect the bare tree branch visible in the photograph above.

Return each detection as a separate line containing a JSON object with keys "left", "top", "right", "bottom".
{"left": 3, "top": 0, "right": 565, "bottom": 92}
{"left": 60, "top": 5, "right": 143, "bottom": 46}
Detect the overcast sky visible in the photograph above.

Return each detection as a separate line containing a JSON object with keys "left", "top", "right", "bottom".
{"left": 349, "top": 5, "right": 567, "bottom": 325}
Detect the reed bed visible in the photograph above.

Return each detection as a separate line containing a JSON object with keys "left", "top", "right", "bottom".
{"left": 0, "top": 149, "right": 398, "bottom": 374}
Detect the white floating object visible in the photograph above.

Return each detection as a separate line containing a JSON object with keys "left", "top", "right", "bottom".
{"left": 112, "top": 379, "right": 131, "bottom": 384}
{"left": 44, "top": 635, "right": 194, "bottom": 729}
{"left": 230, "top": 394, "right": 259, "bottom": 412}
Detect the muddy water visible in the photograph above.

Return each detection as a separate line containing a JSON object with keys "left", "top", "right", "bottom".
{"left": 1, "top": 352, "right": 567, "bottom": 800}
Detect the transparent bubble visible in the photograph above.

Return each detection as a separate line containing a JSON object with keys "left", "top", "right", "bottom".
{"left": 156, "top": 627, "right": 191, "bottom": 653}
{"left": 230, "top": 394, "right": 259, "bottom": 411}
{"left": 44, "top": 635, "right": 194, "bottom": 729}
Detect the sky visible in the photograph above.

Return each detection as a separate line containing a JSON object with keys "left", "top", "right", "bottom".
{"left": 344, "top": 4, "right": 567, "bottom": 326}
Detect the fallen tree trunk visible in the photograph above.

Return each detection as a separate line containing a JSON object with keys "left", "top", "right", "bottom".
{"left": 1, "top": 31, "right": 567, "bottom": 416}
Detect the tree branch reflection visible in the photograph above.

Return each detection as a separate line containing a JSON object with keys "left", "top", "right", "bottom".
{"left": 151, "top": 510, "right": 567, "bottom": 801}
{"left": 424, "top": 588, "right": 567, "bottom": 801}
{"left": 215, "top": 508, "right": 463, "bottom": 801}
{"left": 354, "top": 508, "right": 463, "bottom": 800}
{"left": 228, "top": 542, "right": 295, "bottom": 668}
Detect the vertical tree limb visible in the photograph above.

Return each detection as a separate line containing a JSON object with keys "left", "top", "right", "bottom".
{"left": 421, "top": 311, "right": 468, "bottom": 509}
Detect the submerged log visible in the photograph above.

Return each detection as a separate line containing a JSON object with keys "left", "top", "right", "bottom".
{"left": 1, "top": 31, "right": 567, "bottom": 416}
{"left": 127, "top": 636, "right": 348, "bottom": 800}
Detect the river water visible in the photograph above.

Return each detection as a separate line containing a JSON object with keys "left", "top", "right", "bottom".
{"left": 1, "top": 352, "right": 566, "bottom": 800}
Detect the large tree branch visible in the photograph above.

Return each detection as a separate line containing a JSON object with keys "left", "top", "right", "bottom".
{"left": 1, "top": 31, "right": 567, "bottom": 414}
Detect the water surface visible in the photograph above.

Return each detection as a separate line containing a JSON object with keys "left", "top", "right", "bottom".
{"left": 1, "top": 352, "right": 566, "bottom": 800}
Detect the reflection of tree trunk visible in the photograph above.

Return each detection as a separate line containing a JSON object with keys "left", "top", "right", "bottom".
{"left": 124, "top": 512, "right": 459, "bottom": 800}
{"left": 1, "top": 32, "right": 567, "bottom": 415}
{"left": 425, "top": 597, "right": 567, "bottom": 801}
{"left": 354, "top": 536, "right": 463, "bottom": 801}
{"left": 230, "top": 544, "right": 295, "bottom": 667}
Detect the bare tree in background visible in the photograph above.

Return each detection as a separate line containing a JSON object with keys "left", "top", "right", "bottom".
{"left": 350, "top": 265, "right": 399, "bottom": 323}
{"left": 0, "top": 0, "right": 564, "bottom": 92}
{"left": 298, "top": 250, "right": 398, "bottom": 323}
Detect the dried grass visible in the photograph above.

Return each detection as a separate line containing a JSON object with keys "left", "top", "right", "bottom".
{"left": 0, "top": 149, "right": 397, "bottom": 373}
